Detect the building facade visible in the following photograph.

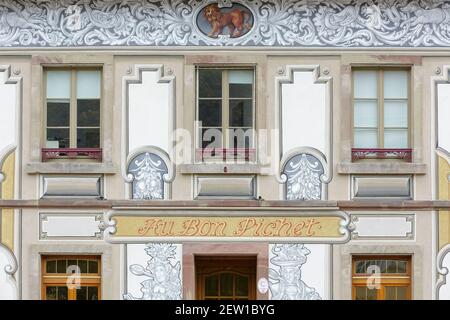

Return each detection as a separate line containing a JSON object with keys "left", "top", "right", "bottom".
{"left": 0, "top": 0, "right": 449, "bottom": 300}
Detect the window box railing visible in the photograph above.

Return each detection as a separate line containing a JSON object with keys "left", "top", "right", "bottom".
{"left": 351, "top": 148, "right": 412, "bottom": 162}
{"left": 196, "top": 148, "right": 256, "bottom": 162}
{"left": 42, "top": 148, "right": 102, "bottom": 162}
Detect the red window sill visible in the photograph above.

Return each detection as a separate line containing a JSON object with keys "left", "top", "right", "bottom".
{"left": 351, "top": 148, "right": 412, "bottom": 162}
{"left": 196, "top": 148, "right": 256, "bottom": 162}
{"left": 42, "top": 148, "right": 102, "bottom": 162}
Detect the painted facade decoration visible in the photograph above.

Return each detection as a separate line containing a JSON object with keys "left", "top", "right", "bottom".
{"left": 1, "top": 1, "right": 450, "bottom": 47}
{"left": 197, "top": 3, "right": 253, "bottom": 38}
{"left": 282, "top": 153, "right": 325, "bottom": 200}
{"left": 127, "top": 152, "right": 168, "bottom": 200}
{"left": 124, "top": 243, "right": 182, "bottom": 300}
{"left": 268, "top": 244, "right": 321, "bottom": 300}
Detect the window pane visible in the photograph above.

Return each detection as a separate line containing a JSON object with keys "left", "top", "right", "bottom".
{"left": 199, "top": 100, "right": 222, "bottom": 127}
{"left": 355, "top": 261, "right": 367, "bottom": 274}
{"left": 47, "top": 101, "right": 70, "bottom": 127}
{"left": 384, "top": 71, "right": 408, "bottom": 99}
{"left": 57, "top": 259, "right": 67, "bottom": 273}
{"left": 230, "top": 99, "right": 253, "bottom": 127}
{"left": 88, "top": 260, "right": 99, "bottom": 274}
{"left": 77, "top": 286, "right": 87, "bottom": 300}
{"left": 46, "top": 260, "right": 56, "bottom": 273}
{"left": 78, "top": 260, "right": 88, "bottom": 273}
{"left": 354, "top": 70, "right": 377, "bottom": 99}
{"left": 354, "top": 129, "right": 378, "bottom": 148}
{"left": 88, "top": 287, "right": 99, "bottom": 300}
{"left": 68, "top": 260, "right": 77, "bottom": 271}
{"left": 57, "top": 286, "right": 68, "bottom": 300}
{"left": 354, "top": 100, "right": 378, "bottom": 128}
{"left": 201, "top": 128, "right": 222, "bottom": 149}
{"left": 384, "top": 100, "right": 408, "bottom": 128}
{"left": 384, "top": 129, "right": 408, "bottom": 148}
{"left": 77, "top": 128, "right": 100, "bottom": 148}
{"left": 229, "top": 70, "right": 253, "bottom": 98}
{"left": 199, "top": 69, "right": 222, "bottom": 98}
{"left": 77, "top": 99, "right": 100, "bottom": 127}
{"left": 77, "top": 70, "right": 101, "bottom": 99}
{"left": 46, "top": 286, "right": 57, "bottom": 300}
{"left": 46, "top": 128, "right": 69, "bottom": 148}
{"left": 205, "top": 275, "right": 218, "bottom": 296}
{"left": 220, "top": 273, "right": 233, "bottom": 296}
{"left": 235, "top": 275, "right": 249, "bottom": 296}
{"left": 229, "top": 128, "right": 253, "bottom": 148}
{"left": 46, "top": 70, "right": 71, "bottom": 99}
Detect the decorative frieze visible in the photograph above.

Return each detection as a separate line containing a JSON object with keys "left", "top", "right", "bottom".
{"left": 2, "top": 1, "right": 450, "bottom": 48}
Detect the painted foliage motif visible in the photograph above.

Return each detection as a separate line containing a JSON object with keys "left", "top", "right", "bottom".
{"left": 1, "top": 1, "right": 450, "bottom": 47}
{"left": 283, "top": 154, "right": 324, "bottom": 200}
{"left": 128, "top": 152, "right": 168, "bottom": 200}
{"left": 197, "top": 3, "right": 253, "bottom": 38}
{"left": 124, "top": 243, "right": 182, "bottom": 300}
{"left": 268, "top": 244, "right": 321, "bottom": 300}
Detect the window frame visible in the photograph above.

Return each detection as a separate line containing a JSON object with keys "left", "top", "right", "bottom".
{"left": 351, "top": 67, "right": 412, "bottom": 150}
{"left": 43, "top": 66, "right": 103, "bottom": 150}
{"left": 41, "top": 255, "right": 102, "bottom": 300}
{"left": 351, "top": 255, "right": 412, "bottom": 300}
{"left": 195, "top": 66, "right": 256, "bottom": 161}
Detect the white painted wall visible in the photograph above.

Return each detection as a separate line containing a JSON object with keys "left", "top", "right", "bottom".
{"left": 281, "top": 71, "right": 326, "bottom": 154}
{"left": 128, "top": 70, "right": 170, "bottom": 153}
{"left": 438, "top": 82, "right": 450, "bottom": 154}
{"left": 0, "top": 70, "right": 16, "bottom": 154}
{"left": 0, "top": 245, "right": 18, "bottom": 300}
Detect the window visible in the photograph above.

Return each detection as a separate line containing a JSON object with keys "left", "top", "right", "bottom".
{"left": 352, "top": 68, "right": 411, "bottom": 161}
{"left": 196, "top": 256, "right": 256, "bottom": 300}
{"left": 41, "top": 255, "right": 101, "bottom": 300}
{"left": 196, "top": 68, "right": 255, "bottom": 161}
{"left": 43, "top": 68, "right": 102, "bottom": 161}
{"left": 352, "top": 256, "right": 411, "bottom": 300}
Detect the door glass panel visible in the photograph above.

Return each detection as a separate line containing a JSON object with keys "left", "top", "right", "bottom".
{"left": 78, "top": 260, "right": 88, "bottom": 273}
{"left": 57, "top": 259, "right": 67, "bottom": 273}
{"left": 88, "top": 260, "right": 99, "bottom": 274}
{"left": 46, "top": 286, "right": 57, "bottom": 300}
{"left": 355, "top": 287, "right": 366, "bottom": 300}
{"left": 220, "top": 273, "right": 233, "bottom": 296}
{"left": 205, "top": 275, "right": 218, "bottom": 296}
{"left": 88, "top": 287, "right": 99, "bottom": 300}
{"left": 396, "top": 287, "right": 407, "bottom": 300}
{"left": 366, "top": 288, "right": 377, "bottom": 300}
{"left": 77, "top": 286, "right": 88, "bottom": 300}
{"left": 57, "top": 286, "right": 68, "bottom": 300}
{"left": 235, "top": 275, "right": 249, "bottom": 296}
{"left": 397, "top": 261, "right": 407, "bottom": 274}
{"left": 46, "top": 260, "right": 57, "bottom": 273}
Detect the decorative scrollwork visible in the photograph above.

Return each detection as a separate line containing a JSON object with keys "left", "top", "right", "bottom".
{"left": 1, "top": 1, "right": 450, "bottom": 47}
{"left": 127, "top": 152, "right": 169, "bottom": 200}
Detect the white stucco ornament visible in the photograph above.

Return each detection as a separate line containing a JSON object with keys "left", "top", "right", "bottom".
{"left": 1, "top": 1, "right": 450, "bottom": 47}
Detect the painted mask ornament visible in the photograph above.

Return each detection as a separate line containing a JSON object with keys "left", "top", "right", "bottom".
{"left": 269, "top": 244, "right": 321, "bottom": 300}
{"left": 197, "top": 2, "right": 254, "bottom": 38}
{"left": 124, "top": 243, "right": 182, "bottom": 300}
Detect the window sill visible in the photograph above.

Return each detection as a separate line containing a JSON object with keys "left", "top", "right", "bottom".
{"left": 25, "top": 162, "right": 117, "bottom": 175}
{"left": 179, "top": 163, "right": 264, "bottom": 175}
{"left": 337, "top": 162, "right": 427, "bottom": 175}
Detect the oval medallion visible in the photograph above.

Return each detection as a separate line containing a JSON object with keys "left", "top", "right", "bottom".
{"left": 197, "top": 2, "right": 254, "bottom": 39}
